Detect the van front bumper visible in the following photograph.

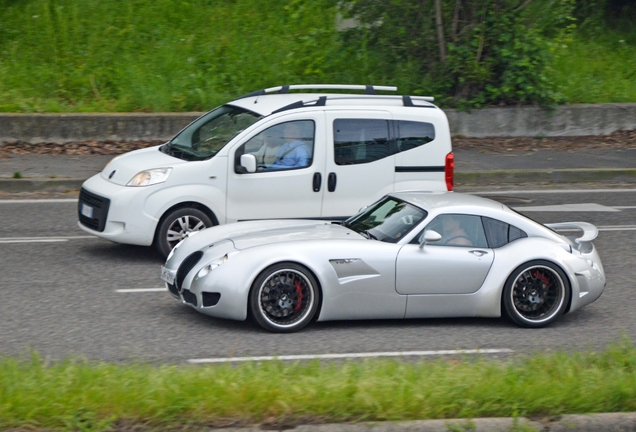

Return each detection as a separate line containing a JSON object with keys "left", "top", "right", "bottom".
{"left": 77, "top": 174, "right": 159, "bottom": 246}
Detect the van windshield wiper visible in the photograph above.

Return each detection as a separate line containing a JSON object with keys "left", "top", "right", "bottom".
{"left": 163, "top": 143, "right": 208, "bottom": 161}
{"left": 360, "top": 230, "right": 377, "bottom": 240}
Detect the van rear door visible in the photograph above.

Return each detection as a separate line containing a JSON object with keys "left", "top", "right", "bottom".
{"left": 322, "top": 111, "right": 395, "bottom": 219}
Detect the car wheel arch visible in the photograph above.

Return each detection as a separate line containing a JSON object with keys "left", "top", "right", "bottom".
{"left": 510, "top": 258, "right": 575, "bottom": 314}
{"left": 500, "top": 258, "right": 573, "bottom": 326}
{"left": 247, "top": 260, "right": 325, "bottom": 324}
{"left": 155, "top": 201, "right": 219, "bottom": 234}
{"left": 153, "top": 202, "right": 219, "bottom": 256}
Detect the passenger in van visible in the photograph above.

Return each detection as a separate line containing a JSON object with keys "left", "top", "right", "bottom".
{"left": 441, "top": 215, "right": 473, "bottom": 246}
{"left": 267, "top": 122, "right": 311, "bottom": 170}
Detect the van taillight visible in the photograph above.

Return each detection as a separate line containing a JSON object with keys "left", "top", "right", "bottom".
{"left": 445, "top": 152, "right": 454, "bottom": 191}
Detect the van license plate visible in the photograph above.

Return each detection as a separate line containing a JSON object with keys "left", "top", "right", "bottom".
{"left": 161, "top": 267, "right": 176, "bottom": 285}
{"left": 81, "top": 203, "right": 94, "bottom": 218}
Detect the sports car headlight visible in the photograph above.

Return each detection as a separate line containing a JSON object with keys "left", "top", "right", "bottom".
{"left": 197, "top": 254, "right": 229, "bottom": 279}
{"left": 127, "top": 168, "right": 172, "bottom": 187}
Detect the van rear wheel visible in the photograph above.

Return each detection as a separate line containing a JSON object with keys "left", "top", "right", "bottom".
{"left": 155, "top": 207, "right": 213, "bottom": 257}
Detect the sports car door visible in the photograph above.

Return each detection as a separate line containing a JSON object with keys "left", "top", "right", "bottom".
{"left": 395, "top": 214, "right": 494, "bottom": 295}
{"left": 321, "top": 111, "right": 395, "bottom": 218}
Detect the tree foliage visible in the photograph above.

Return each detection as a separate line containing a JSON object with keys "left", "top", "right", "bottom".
{"left": 341, "top": 0, "right": 576, "bottom": 107}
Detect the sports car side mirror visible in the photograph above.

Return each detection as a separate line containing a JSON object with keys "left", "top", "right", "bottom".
{"left": 240, "top": 154, "right": 257, "bottom": 173}
{"left": 419, "top": 230, "right": 442, "bottom": 248}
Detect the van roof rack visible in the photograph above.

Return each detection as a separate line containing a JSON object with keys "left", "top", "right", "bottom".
{"left": 236, "top": 84, "right": 398, "bottom": 99}
{"left": 269, "top": 94, "right": 435, "bottom": 115}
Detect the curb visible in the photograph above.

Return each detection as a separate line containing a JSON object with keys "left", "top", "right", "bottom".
{"left": 2, "top": 169, "right": 636, "bottom": 192}
{"left": 0, "top": 178, "right": 85, "bottom": 193}
{"left": 209, "top": 413, "right": 636, "bottom": 432}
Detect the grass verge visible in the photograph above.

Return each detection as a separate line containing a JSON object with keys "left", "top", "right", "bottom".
{"left": 2, "top": 340, "right": 636, "bottom": 430}
{"left": 1, "top": 0, "right": 636, "bottom": 112}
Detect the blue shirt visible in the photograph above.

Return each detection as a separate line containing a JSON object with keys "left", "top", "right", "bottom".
{"left": 268, "top": 140, "right": 311, "bottom": 169}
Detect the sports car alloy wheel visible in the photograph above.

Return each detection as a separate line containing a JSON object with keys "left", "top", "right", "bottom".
{"left": 503, "top": 260, "right": 570, "bottom": 328}
{"left": 155, "top": 207, "right": 214, "bottom": 257}
{"left": 250, "top": 263, "right": 320, "bottom": 333}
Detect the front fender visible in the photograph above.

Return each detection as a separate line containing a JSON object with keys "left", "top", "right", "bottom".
{"left": 144, "top": 183, "right": 226, "bottom": 226}
{"left": 190, "top": 239, "right": 404, "bottom": 322}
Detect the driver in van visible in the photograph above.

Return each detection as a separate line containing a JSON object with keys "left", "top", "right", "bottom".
{"left": 267, "top": 122, "right": 311, "bottom": 170}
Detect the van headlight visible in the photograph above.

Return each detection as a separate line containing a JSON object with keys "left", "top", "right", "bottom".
{"left": 127, "top": 168, "right": 172, "bottom": 187}
{"left": 197, "top": 254, "right": 229, "bottom": 279}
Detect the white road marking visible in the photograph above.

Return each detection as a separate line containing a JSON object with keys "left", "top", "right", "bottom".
{"left": 0, "top": 235, "right": 95, "bottom": 243}
{"left": 598, "top": 226, "right": 636, "bottom": 231}
{"left": 0, "top": 199, "right": 78, "bottom": 204}
{"left": 615, "top": 206, "right": 636, "bottom": 209}
{"left": 513, "top": 203, "right": 621, "bottom": 212}
{"left": 116, "top": 288, "right": 168, "bottom": 293}
{"left": 475, "top": 188, "right": 636, "bottom": 195}
{"left": 188, "top": 349, "right": 514, "bottom": 364}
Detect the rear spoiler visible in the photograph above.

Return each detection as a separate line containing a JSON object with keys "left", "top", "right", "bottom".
{"left": 545, "top": 222, "right": 598, "bottom": 246}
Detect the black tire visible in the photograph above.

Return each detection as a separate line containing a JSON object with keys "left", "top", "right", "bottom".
{"left": 502, "top": 260, "right": 570, "bottom": 328}
{"left": 155, "top": 207, "right": 213, "bottom": 257}
{"left": 249, "top": 262, "right": 321, "bottom": 333}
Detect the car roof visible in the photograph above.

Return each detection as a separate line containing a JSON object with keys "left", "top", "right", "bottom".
{"left": 227, "top": 93, "right": 440, "bottom": 117}
{"left": 390, "top": 191, "right": 505, "bottom": 213}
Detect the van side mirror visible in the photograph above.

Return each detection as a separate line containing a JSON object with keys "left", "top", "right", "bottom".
{"left": 419, "top": 230, "right": 442, "bottom": 248}
{"left": 240, "top": 154, "right": 257, "bottom": 173}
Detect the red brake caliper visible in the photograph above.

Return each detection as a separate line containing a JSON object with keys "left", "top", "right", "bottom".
{"left": 531, "top": 270, "right": 551, "bottom": 287}
{"left": 294, "top": 279, "right": 304, "bottom": 312}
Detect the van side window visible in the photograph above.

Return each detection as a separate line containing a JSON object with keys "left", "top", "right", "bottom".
{"left": 396, "top": 121, "right": 435, "bottom": 153}
{"left": 334, "top": 119, "right": 390, "bottom": 165}
{"left": 234, "top": 120, "right": 315, "bottom": 173}
{"left": 481, "top": 217, "right": 527, "bottom": 248}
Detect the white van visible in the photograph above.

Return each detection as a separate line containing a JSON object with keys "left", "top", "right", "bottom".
{"left": 78, "top": 84, "right": 454, "bottom": 256}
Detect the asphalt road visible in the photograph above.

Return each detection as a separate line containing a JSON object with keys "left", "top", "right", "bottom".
{"left": 1, "top": 186, "right": 635, "bottom": 364}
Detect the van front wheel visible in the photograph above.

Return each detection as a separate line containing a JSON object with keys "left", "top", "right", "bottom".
{"left": 155, "top": 207, "right": 213, "bottom": 257}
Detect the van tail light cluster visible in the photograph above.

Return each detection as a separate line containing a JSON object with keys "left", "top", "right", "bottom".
{"left": 445, "top": 152, "right": 454, "bottom": 191}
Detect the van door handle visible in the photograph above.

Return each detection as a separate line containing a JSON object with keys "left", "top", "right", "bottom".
{"left": 313, "top": 172, "right": 322, "bottom": 192}
{"left": 328, "top": 172, "right": 337, "bottom": 192}
{"left": 469, "top": 250, "right": 488, "bottom": 257}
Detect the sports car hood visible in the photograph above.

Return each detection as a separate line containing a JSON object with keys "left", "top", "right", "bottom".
{"left": 229, "top": 222, "right": 361, "bottom": 250}
{"left": 168, "top": 220, "right": 362, "bottom": 265}
{"left": 100, "top": 145, "right": 187, "bottom": 186}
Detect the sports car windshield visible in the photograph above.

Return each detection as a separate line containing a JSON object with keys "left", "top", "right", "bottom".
{"left": 162, "top": 105, "right": 261, "bottom": 161}
{"left": 344, "top": 197, "right": 427, "bottom": 243}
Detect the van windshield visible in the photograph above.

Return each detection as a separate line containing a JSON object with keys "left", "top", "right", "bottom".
{"left": 163, "top": 105, "right": 261, "bottom": 161}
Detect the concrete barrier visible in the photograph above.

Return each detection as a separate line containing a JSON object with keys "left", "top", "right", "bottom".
{"left": 0, "top": 113, "right": 201, "bottom": 144}
{"left": 446, "top": 103, "right": 636, "bottom": 137}
{"left": 1, "top": 103, "right": 635, "bottom": 143}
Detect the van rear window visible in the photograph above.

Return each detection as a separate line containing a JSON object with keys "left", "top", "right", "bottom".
{"left": 333, "top": 119, "right": 435, "bottom": 165}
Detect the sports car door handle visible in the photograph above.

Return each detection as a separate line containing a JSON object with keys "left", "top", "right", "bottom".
{"left": 313, "top": 172, "right": 322, "bottom": 192}
{"left": 469, "top": 250, "right": 489, "bottom": 257}
{"left": 328, "top": 172, "right": 337, "bottom": 192}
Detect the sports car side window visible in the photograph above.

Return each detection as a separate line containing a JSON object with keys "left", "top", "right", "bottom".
{"left": 482, "top": 217, "right": 527, "bottom": 248}
{"left": 419, "top": 214, "right": 488, "bottom": 247}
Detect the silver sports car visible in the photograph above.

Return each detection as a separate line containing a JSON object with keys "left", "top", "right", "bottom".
{"left": 161, "top": 191, "right": 605, "bottom": 332}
